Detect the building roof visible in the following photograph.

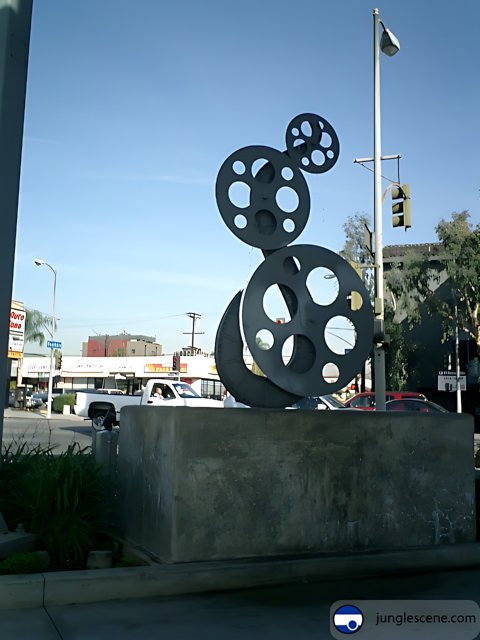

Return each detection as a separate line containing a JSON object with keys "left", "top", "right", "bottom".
{"left": 383, "top": 242, "right": 445, "bottom": 263}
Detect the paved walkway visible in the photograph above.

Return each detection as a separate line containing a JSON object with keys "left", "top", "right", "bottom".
{"left": 1, "top": 568, "right": 480, "bottom": 639}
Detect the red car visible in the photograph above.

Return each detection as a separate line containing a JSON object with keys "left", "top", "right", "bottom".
{"left": 343, "top": 391, "right": 426, "bottom": 411}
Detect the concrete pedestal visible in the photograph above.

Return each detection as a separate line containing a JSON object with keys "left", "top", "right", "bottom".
{"left": 117, "top": 406, "right": 475, "bottom": 563}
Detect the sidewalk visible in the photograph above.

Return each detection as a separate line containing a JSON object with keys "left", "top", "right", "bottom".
{"left": 3, "top": 407, "right": 85, "bottom": 421}
{"left": 1, "top": 566, "right": 480, "bottom": 639}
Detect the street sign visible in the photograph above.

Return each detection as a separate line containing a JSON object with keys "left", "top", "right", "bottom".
{"left": 437, "top": 370, "right": 466, "bottom": 392}
{"left": 363, "top": 224, "right": 374, "bottom": 257}
{"left": 47, "top": 340, "right": 62, "bottom": 349}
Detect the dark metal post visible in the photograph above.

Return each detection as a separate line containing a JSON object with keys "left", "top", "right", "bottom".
{"left": 0, "top": 0, "right": 33, "bottom": 455}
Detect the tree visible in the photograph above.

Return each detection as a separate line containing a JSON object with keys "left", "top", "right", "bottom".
{"left": 251, "top": 336, "right": 267, "bottom": 376}
{"left": 339, "top": 212, "right": 375, "bottom": 297}
{"left": 25, "top": 309, "right": 53, "bottom": 347}
{"left": 340, "top": 212, "right": 419, "bottom": 390}
{"left": 13, "top": 309, "right": 53, "bottom": 394}
{"left": 385, "top": 211, "right": 480, "bottom": 359}
{"left": 435, "top": 211, "right": 480, "bottom": 354}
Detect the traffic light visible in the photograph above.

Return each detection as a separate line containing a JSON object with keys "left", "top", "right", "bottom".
{"left": 391, "top": 183, "right": 411, "bottom": 229}
{"left": 349, "top": 261, "right": 363, "bottom": 311}
{"left": 172, "top": 353, "right": 180, "bottom": 371}
{"left": 55, "top": 351, "right": 62, "bottom": 370}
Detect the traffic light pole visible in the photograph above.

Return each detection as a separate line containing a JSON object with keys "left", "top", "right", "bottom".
{"left": 47, "top": 269, "right": 57, "bottom": 420}
{"left": 373, "top": 8, "right": 386, "bottom": 411}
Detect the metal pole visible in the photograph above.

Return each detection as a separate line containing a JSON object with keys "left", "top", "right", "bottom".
{"left": 373, "top": 8, "right": 386, "bottom": 410}
{"left": 46, "top": 265, "right": 56, "bottom": 419}
{"left": 455, "top": 303, "right": 462, "bottom": 413}
{"left": 0, "top": 0, "right": 33, "bottom": 454}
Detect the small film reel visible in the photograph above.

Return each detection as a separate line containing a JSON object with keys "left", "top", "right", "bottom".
{"left": 286, "top": 113, "right": 340, "bottom": 174}
{"left": 241, "top": 244, "right": 373, "bottom": 397}
{"left": 215, "top": 145, "right": 310, "bottom": 250}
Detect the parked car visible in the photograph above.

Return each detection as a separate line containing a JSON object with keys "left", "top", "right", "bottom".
{"left": 385, "top": 399, "right": 448, "bottom": 413}
{"left": 223, "top": 394, "right": 348, "bottom": 410}
{"left": 25, "top": 393, "right": 43, "bottom": 410}
{"left": 290, "top": 395, "right": 346, "bottom": 410}
{"left": 32, "top": 391, "right": 48, "bottom": 404}
{"left": 223, "top": 394, "right": 249, "bottom": 408}
{"left": 343, "top": 391, "right": 427, "bottom": 410}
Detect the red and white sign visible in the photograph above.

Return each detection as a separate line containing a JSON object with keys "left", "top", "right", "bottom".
{"left": 8, "top": 301, "right": 26, "bottom": 359}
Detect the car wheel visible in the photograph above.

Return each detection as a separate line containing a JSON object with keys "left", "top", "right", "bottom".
{"left": 92, "top": 411, "right": 107, "bottom": 431}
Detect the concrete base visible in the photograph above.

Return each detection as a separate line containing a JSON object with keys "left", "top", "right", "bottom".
{"left": 0, "top": 532, "right": 36, "bottom": 560}
{"left": 117, "top": 406, "right": 475, "bottom": 563}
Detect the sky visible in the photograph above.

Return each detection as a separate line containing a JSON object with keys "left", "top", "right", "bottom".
{"left": 11, "top": 0, "right": 480, "bottom": 357}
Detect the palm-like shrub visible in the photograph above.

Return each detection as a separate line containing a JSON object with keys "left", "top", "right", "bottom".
{"left": 0, "top": 442, "right": 113, "bottom": 569}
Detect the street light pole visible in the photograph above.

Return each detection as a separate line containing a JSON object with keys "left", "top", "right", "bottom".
{"left": 455, "top": 303, "right": 462, "bottom": 413}
{"left": 372, "top": 8, "right": 400, "bottom": 410}
{"left": 34, "top": 259, "right": 57, "bottom": 419}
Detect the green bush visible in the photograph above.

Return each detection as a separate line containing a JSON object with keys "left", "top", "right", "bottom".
{"left": 114, "top": 554, "right": 141, "bottom": 568}
{"left": 0, "top": 442, "right": 114, "bottom": 569}
{"left": 52, "top": 394, "right": 75, "bottom": 413}
{"left": 0, "top": 551, "right": 49, "bottom": 575}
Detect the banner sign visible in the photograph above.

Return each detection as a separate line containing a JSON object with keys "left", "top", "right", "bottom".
{"left": 8, "top": 301, "right": 26, "bottom": 359}
{"left": 437, "top": 370, "right": 466, "bottom": 392}
{"left": 144, "top": 363, "right": 188, "bottom": 374}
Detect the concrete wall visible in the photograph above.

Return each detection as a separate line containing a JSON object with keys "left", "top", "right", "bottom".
{"left": 117, "top": 406, "right": 475, "bottom": 563}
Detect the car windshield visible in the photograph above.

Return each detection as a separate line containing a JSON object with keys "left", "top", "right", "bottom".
{"left": 291, "top": 395, "right": 344, "bottom": 410}
{"left": 173, "top": 383, "right": 201, "bottom": 399}
{"left": 322, "top": 394, "right": 345, "bottom": 409}
{"left": 350, "top": 394, "right": 375, "bottom": 407}
{"left": 387, "top": 399, "right": 448, "bottom": 413}
{"left": 292, "top": 397, "right": 318, "bottom": 410}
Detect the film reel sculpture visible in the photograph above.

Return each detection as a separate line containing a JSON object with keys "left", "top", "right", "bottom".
{"left": 214, "top": 113, "right": 373, "bottom": 408}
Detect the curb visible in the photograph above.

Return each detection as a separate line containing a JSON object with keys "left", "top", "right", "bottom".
{"left": 1, "top": 543, "right": 480, "bottom": 609}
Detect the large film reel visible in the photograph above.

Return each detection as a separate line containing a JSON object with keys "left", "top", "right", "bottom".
{"left": 241, "top": 245, "right": 373, "bottom": 397}
{"left": 215, "top": 145, "right": 310, "bottom": 250}
{"left": 214, "top": 113, "right": 373, "bottom": 407}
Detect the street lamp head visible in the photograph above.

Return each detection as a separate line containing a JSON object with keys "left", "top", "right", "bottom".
{"left": 380, "top": 26, "right": 400, "bottom": 56}
{"left": 34, "top": 258, "right": 45, "bottom": 266}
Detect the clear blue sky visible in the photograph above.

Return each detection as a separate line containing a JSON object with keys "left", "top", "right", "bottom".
{"left": 12, "top": 0, "right": 480, "bottom": 356}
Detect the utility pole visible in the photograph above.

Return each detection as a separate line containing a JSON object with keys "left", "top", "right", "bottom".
{"left": 183, "top": 312, "right": 204, "bottom": 352}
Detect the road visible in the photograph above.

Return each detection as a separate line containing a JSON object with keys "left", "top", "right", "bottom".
{"left": 1, "top": 407, "right": 93, "bottom": 453}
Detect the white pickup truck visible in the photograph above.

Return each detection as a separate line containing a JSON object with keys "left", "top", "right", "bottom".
{"left": 73, "top": 379, "right": 223, "bottom": 429}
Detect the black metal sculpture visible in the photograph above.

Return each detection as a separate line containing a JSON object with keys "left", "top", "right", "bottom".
{"left": 215, "top": 114, "right": 373, "bottom": 408}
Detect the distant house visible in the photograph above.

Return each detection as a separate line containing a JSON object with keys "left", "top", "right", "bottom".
{"left": 82, "top": 333, "right": 162, "bottom": 357}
